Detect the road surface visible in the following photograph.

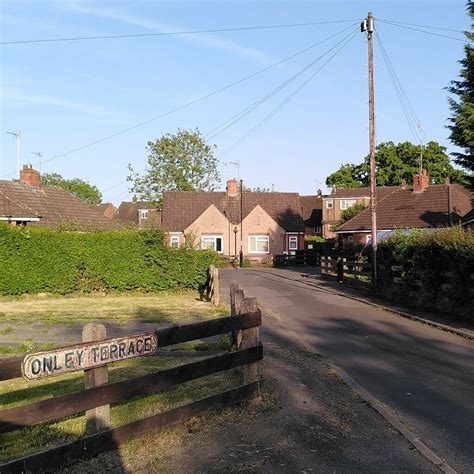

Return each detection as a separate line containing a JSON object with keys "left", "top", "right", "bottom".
{"left": 221, "top": 268, "right": 474, "bottom": 472}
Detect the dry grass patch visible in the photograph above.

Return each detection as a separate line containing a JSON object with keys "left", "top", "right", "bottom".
{"left": 0, "top": 291, "right": 227, "bottom": 326}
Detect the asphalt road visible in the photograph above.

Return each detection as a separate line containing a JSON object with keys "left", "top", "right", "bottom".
{"left": 220, "top": 268, "right": 474, "bottom": 472}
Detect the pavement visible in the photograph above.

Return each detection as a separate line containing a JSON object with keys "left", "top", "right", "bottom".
{"left": 220, "top": 267, "right": 474, "bottom": 473}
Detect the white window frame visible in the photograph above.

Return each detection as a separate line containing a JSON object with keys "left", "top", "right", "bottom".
{"left": 248, "top": 235, "right": 269, "bottom": 254}
{"left": 139, "top": 209, "right": 149, "bottom": 220}
{"left": 340, "top": 199, "right": 356, "bottom": 210}
{"left": 288, "top": 235, "right": 298, "bottom": 251}
{"left": 347, "top": 236, "right": 353, "bottom": 244}
{"left": 315, "top": 225, "right": 322, "bottom": 235}
{"left": 201, "top": 235, "right": 223, "bottom": 253}
{"left": 326, "top": 200, "right": 333, "bottom": 209}
{"left": 170, "top": 235, "right": 180, "bottom": 249}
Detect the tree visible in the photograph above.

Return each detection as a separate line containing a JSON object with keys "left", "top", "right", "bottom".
{"left": 128, "top": 128, "right": 220, "bottom": 204}
{"left": 326, "top": 141, "right": 468, "bottom": 188}
{"left": 447, "top": 1, "right": 474, "bottom": 186}
{"left": 41, "top": 173, "right": 102, "bottom": 205}
{"left": 330, "top": 203, "right": 368, "bottom": 231}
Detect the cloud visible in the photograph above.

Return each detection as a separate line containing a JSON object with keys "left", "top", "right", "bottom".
{"left": 59, "top": 1, "right": 276, "bottom": 66}
{"left": 1, "top": 86, "right": 111, "bottom": 115}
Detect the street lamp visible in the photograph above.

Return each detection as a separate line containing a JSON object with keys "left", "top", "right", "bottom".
{"left": 233, "top": 226, "right": 238, "bottom": 261}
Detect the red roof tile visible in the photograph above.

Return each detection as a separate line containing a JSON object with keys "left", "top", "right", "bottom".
{"left": 0, "top": 180, "right": 121, "bottom": 230}
{"left": 162, "top": 191, "right": 304, "bottom": 232}
{"left": 335, "top": 184, "right": 473, "bottom": 232}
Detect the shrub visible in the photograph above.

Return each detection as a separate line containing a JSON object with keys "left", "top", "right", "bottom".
{"left": 378, "top": 227, "right": 474, "bottom": 318}
{"left": 0, "top": 226, "right": 220, "bottom": 295}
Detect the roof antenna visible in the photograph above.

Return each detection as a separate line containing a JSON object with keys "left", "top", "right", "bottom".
{"left": 32, "top": 152, "right": 43, "bottom": 172}
{"left": 417, "top": 124, "right": 424, "bottom": 176}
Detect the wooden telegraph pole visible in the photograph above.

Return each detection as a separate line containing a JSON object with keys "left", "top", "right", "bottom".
{"left": 362, "top": 12, "right": 377, "bottom": 283}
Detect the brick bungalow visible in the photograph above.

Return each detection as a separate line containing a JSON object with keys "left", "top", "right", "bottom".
{"left": 161, "top": 179, "right": 305, "bottom": 261}
{"left": 117, "top": 201, "right": 161, "bottom": 228}
{"left": 0, "top": 164, "right": 120, "bottom": 230}
{"left": 334, "top": 172, "right": 473, "bottom": 245}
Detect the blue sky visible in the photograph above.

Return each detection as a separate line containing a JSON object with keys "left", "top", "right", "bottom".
{"left": 0, "top": 1, "right": 470, "bottom": 204}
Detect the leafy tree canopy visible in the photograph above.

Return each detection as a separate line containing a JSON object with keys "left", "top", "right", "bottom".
{"left": 446, "top": 1, "right": 474, "bottom": 186}
{"left": 128, "top": 128, "right": 220, "bottom": 204}
{"left": 326, "top": 141, "right": 468, "bottom": 188}
{"left": 41, "top": 173, "right": 102, "bottom": 205}
{"left": 330, "top": 203, "right": 368, "bottom": 231}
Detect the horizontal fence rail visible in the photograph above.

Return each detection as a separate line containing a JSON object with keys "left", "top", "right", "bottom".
{"left": 0, "top": 345, "right": 263, "bottom": 433}
{"left": 0, "top": 383, "right": 260, "bottom": 474}
{"left": 0, "top": 294, "right": 263, "bottom": 472}
{"left": 0, "top": 312, "right": 261, "bottom": 381}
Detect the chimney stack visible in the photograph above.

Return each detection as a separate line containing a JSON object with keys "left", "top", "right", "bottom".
{"left": 19, "top": 164, "right": 40, "bottom": 189}
{"left": 413, "top": 170, "right": 429, "bottom": 193}
{"left": 226, "top": 179, "right": 239, "bottom": 197}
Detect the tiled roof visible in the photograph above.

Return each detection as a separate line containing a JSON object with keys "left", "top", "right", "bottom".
{"left": 0, "top": 193, "right": 38, "bottom": 219}
{"left": 328, "top": 186, "right": 396, "bottom": 199}
{"left": 117, "top": 201, "right": 161, "bottom": 227}
{"left": 300, "top": 195, "right": 322, "bottom": 227}
{"left": 329, "top": 187, "right": 371, "bottom": 198}
{"left": 335, "top": 184, "right": 473, "bottom": 232}
{"left": 0, "top": 180, "right": 121, "bottom": 230}
{"left": 162, "top": 191, "right": 304, "bottom": 232}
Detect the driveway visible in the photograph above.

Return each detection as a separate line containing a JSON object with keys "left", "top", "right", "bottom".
{"left": 220, "top": 268, "right": 474, "bottom": 473}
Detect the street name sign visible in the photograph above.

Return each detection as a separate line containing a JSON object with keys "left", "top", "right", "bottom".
{"left": 21, "top": 332, "right": 158, "bottom": 381}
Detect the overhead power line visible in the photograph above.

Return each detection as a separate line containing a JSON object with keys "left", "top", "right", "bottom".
{"left": 87, "top": 26, "right": 359, "bottom": 198}
{"left": 218, "top": 29, "right": 359, "bottom": 160}
{"left": 379, "top": 18, "right": 465, "bottom": 34}
{"left": 378, "top": 19, "right": 468, "bottom": 43}
{"left": 206, "top": 26, "right": 359, "bottom": 141}
{"left": 375, "top": 31, "right": 423, "bottom": 143}
{"left": 0, "top": 24, "right": 359, "bottom": 178}
{"left": 1, "top": 19, "right": 359, "bottom": 45}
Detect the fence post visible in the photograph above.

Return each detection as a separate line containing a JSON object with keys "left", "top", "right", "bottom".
{"left": 240, "top": 297, "right": 260, "bottom": 383}
{"left": 230, "top": 283, "right": 244, "bottom": 351}
{"left": 82, "top": 323, "right": 110, "bottom": 435}
{"left": 211, "top": 266, "right": 220, "bottom": 306}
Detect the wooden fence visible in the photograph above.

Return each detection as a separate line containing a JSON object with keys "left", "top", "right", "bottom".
{"left": 0, "top": 295, "right": 262, "bottom": 472}
{"left": 321, "top": 256, "right": 372, "bottom": 285}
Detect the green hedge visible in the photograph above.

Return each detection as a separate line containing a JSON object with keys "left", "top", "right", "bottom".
{"left": 0, "top": 226, "right": 220, "bottom": 295}
{"left": 378, "top": 227, "right": 474, "bottom": 319}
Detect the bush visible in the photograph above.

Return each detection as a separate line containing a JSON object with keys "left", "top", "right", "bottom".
{"left": 378, "top": 227, "right": 474, "bottom": 318}
{"left": 0, "top": 226, "right": 220, "bottom": 295}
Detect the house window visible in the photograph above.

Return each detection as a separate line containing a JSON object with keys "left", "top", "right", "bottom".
{"left": 201, "top": 235, "right": 223, "bottom": 253}
{"left": 170, "top": 235, "right": 180, "bottom": 248}
{"left": 315, "top": 225, "right": 322, "bottom": 235}
{"left": 139, "top": 209, "right": 149, "bottom": 220}
{"left": 326, "top": 200, "right": 333, "bottom": 209}
{"left": 288, "top": 236, "right": 298, "bottom": 251}
{"left": 340, "top": 199, "right": 356, "bottom": 210}
{"left": 249, "top": 235, "right": 269, "bottom": 254}
{"left": 347, "top": 236, "right": 353, "bottom": 244}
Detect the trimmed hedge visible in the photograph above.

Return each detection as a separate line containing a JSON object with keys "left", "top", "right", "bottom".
{"left": 378, "top": 227, "right": 474, "bottom": 319}
{"left": 0, "top": 226, "right": 220, "bottom": 295}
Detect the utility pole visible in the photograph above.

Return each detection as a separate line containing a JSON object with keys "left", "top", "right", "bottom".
{"left": 361, "top": 12, "right": 377, "bottom": 283}
{"left": 6, "top": 130, "right": 21, "bottom": 179}
{"left": 239, "top": 179, "right": 244, "bottom": 268}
